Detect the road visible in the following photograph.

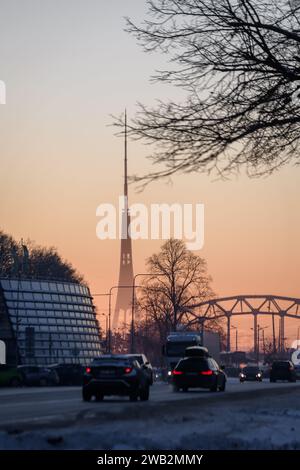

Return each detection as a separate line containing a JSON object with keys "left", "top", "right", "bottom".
{"left": 0, "top": 379, "right": 300, "bottom": 431}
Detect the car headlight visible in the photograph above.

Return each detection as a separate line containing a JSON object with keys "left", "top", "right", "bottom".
{"left": 167, "top": 371, "right": 172, "bottom": 376}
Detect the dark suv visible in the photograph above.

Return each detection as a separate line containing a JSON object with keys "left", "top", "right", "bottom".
{"left": 270, "top": 360, "right": 297, "bottom": 383}
{"left": 172, "top": 356, "right": 226, "bottom": 392}
{"left": 82, "top": 355, "right": 150, "bottom": 402}
{"left": 126, "top": 354, "right": 153, "bottom": 385}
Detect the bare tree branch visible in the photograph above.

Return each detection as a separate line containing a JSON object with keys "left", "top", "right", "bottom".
{"left": 117, "top": 0, "right": 300, "bottom": 187}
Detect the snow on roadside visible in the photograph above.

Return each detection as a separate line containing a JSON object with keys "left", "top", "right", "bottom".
{"left": 0, "top": 404, "right": 299, "bottom": 450}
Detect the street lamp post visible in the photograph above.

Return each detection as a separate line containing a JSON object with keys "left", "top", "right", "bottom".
{"left": 100, "top": 313, "right": 108, "bottom": 352}
{"left": 93, "top": 288, "right": 133, "bottom": 353}
{"left": 108, "top": 285, "right": 133, "bottom": 353}
{"left": 92, "top": 293, "right": 112, "bottom": 352}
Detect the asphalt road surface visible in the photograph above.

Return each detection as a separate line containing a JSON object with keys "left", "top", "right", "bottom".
{"left": 0, "top": 379, "right": 300, "bottom": 431}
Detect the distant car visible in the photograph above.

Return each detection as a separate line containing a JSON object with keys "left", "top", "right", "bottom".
{"left": 125, "top": 354, "right": 153, "bottom": 385}
{"left": 239, "top": 366, "right": 263, "bottom": 382}
{"left": 49, "top": 363, "right": 84, "bottom": 385}
{"left": 82, "top": 355, "right": 150, "bottom": 402}
{"left": 18, "top": 365, "right": 59, "bottom": 386}
{"left": 270, "top": 361, "right": 297, "bottom": 383}
{"left": 0, "top": 364, "right": 23, "bottom": 387}
{"left": 172, "top": 356, "right": 226, "bottom": 392}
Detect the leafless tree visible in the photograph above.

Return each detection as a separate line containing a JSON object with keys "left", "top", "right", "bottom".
{"left": 137, "top": 239, "right": 220, "bottom": 339}
{"left": 123, "top": 0, "right": 300, "bottom": 187}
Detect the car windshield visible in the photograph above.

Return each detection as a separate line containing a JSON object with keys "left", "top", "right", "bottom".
{"left": 243, "top": 367, "right": 260, "bottom": 373}
{"left": 176, "top": 358, "right": 209, "bottom": 372}
{"left": 92, "top": 358, "right": 133, "bottom": 367}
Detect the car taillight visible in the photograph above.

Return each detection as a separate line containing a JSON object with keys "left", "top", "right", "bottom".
{"left": 124, "top": 367, "right": 132, "bottom": 374}
{"left": 201, "top": 370, "right": 213, "bottom": 376}
{"left": 85, "top": 367, "right": 91, "bottom": 374}
{"left": 173, "top": 370, "right": 183, "bottom": 375}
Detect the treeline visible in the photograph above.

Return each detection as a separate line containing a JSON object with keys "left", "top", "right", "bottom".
{"left": 0, "top": 230, "right": 84, "bottom": 284}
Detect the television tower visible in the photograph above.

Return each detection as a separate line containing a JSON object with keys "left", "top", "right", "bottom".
{"left": 113, "top": 110, "right": 134, "bottom": 329}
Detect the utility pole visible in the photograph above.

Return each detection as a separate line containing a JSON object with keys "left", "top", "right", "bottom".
{"left": 231, "top": 325, "right": 238, "bottom": 351}
{"left": 258, "top": 326, "right": 269, "bottom": 363}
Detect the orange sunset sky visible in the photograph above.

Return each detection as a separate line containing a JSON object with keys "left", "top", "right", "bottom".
{"left": 0, "top": 1, "right": 299, "bottom": 349}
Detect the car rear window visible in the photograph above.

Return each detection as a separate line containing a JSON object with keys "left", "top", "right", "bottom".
{"left": 132, "top": 356, "right": 143, "bottom": 365}
{"left": 272, "top": 362, "right": 290, "bottom": 369}
{"left": 176, "top": 358, "right": 209, "bottom": 372}
{"left": 92, "top": 358, "right": 133, "bottom": 367}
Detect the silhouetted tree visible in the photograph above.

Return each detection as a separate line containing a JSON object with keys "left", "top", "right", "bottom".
{"left": 137, "top": 239, "right": 221, "bottom": 341}
{"left": 0, "top": 230, "right": 84, "bottom": 284}
{"left": 123, "top": 0, "right": 300, "bottom": 186}
{"left": 0, "top": 231, "right": 19, "bottom": 275}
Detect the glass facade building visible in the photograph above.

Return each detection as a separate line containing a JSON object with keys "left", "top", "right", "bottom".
{"left": 0, "top": 278, "right": 102, "bottom": 365}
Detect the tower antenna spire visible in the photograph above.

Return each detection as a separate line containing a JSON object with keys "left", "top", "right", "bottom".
{"left": 124, "top": 109, "right": 128, "bottom": 197}
{"left": 113, "top": 108, "right": 134, "bottom": 332}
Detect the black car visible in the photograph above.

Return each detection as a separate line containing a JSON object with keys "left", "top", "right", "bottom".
{"left": 82, "top": 355, "right": 150, "bottom": 402}
{"left": 18, "top": 365, "right": 59, "bottom": 386}
{"left": 126, "top": 354, "right": 153, "bottom": 385}
{"left": 49, "top": 363, "right": 84, "bottom": 385}
{"left": 239, "top": 366, "right": 263, "bottom": 382}
{"left": 172, "top": 356, "right": 226, "bottom": 392}
{"left": 270, "top": 360, "right": 297, "bottom": 383}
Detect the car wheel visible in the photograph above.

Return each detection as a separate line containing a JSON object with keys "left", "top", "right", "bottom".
{"left": 39, "top": 378, "right": 47, "bottom": 387}
{"left": 10, "top": 377, "right": 21, "bottom": 387}
{"left": 182, "top": 387, "right": 188, "bottom": 392}
{"left": 270, "top": 379, "right": 276, "bottom": 383}
{"left": 219, "top": 380, "right": 226, "bottom": 392}
{"left": 129, "top": 391, "right": 139, "bottom": 401}
{"left": 82, "top": 389, "right": 92, "bottom": 402}
{"left": 172, "top": 384, "right": 180, "bottom": 393}
{"left": 140, "top": 385, "right": 150, "bottom": 401}
{"left": 95, "top": 393, "right": 104, "bottom": 401}
{"left": 210, "top": 381, "right": 218, "bottom": 392}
